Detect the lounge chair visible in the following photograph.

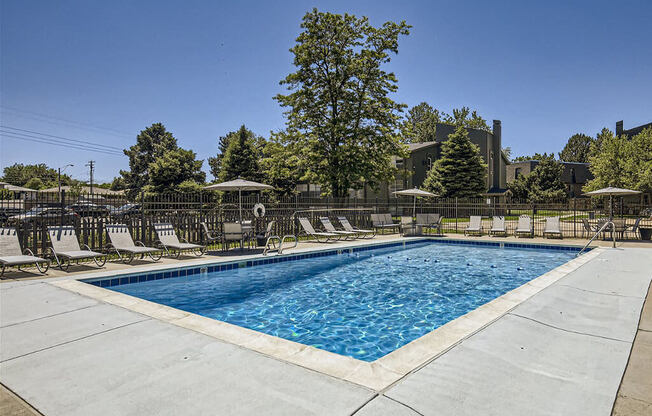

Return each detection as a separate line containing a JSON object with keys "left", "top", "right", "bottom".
{"left": 153, "top": 223, "right": 205, "bottom": 258}
{"left": 370, "top": 213, "right": 400, "bottom": 234}
{"left": 319, "top": 217, "right": 357, "bottom": 239}
{"left": 489, "top": 216, "right": 507, "bottom": 236}
{"left": 1, "top": 227, "right": 50, "bottom": 277}
{"left": 222, "top": 222, "right": 250, "bottom": 250}
{"left": 416, "top": 213, "right": 443, "bottom": 235}
{"left": 464, "top": 216, "right": 482, "bottom": 236}
{"left": 337, "top": 216, "right": 376, "bottom": 239}
{"left": 400, "top": 216, "right": 417, "bottom": 236}
{"left": 47, "top": 226, "right": 107, "bottom": 270}
{"left": 515, "top": 215, "right": 533, "bottom": 238}
{"left": 297, "top": 217, "right": 338, "bottom": 243}
{"left": 543, "top": 217, "right": 563, "bottom": 239}
{"left": 105, "top": 224, "right": 162, "bottom": 263}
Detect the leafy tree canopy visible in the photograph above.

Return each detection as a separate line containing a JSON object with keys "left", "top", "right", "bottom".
{"left": 2, "top": 163, "right": 73, "bottom": 189}
{"left": 422, "top": 125, "right": 487, "bottom": 198}
{"left": 558, "top": 133, "right": 594, "bottom": 163}
{"left": 275, "top": 9, "right": 410, "bottom": 197}
{"left": 441, "top": 106, "right": 490, "bottom": 131}
{"left": 146, "top": 148, "right": 205, "bottom": 194}
{"left": 511, "top": 152, "right": 556, "bottom": 162}
{"left": 400, "top": 102, "right": 440, "bottom": 143}
{"left": 508, "top": 158, "right": 567, "bottom": 202}
{"left": 585, "top": 127, "right": 652, "bottom": 193}
{"left": 260, "top": 131, "right": 302, "bottom": 196}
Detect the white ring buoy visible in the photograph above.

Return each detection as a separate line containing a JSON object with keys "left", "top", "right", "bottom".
{"left": 253, "top": 203, "right": 265, "bottom": 218}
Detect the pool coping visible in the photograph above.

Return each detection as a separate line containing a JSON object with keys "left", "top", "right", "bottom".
{"left": 48, "top": 238, "right": 604, "bottom": 391}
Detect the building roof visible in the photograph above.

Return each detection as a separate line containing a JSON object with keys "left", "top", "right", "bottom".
{"left": 406, "top": 141, "right": 439, "bottom": 152}
{"left": 0, "top": 182, "right": 37, "bottom": 192}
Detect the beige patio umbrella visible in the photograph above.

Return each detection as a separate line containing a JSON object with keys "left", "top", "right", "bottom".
{"left": 583, "top": 187, "right": 641, "bottom": 220}
{"left": 393, "top": 188, "right": 438, "bottom": 218}
{"left": 204, "top": 178, "right": 274, "bottom": 223}
{"left": 583, "top": 187, "right": 641, "bottom": 247}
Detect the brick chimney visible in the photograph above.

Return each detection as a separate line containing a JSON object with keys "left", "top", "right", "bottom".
{"left": 492, "top": 120, "right": 502, "bottom": 189}
{"left": 616, "top": 120, "right": 624, "bottom": 136}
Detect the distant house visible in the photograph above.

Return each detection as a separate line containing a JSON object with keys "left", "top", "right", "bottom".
{"left": 357, "top": 120, "right": 510, "bottom": 199}
{"left": 506, "top": 161, "right": 593, "bottom": 198}
{"left": 616, "top": 120, "right": 652, "bottom": 138}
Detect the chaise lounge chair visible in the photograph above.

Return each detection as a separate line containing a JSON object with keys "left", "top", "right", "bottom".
{"left": 515, "top": 215, "right": 533, "bottom": 238}
{"left": 1, "top": 227, "right": 50, "bottom": 277}
{"left": 337, "top": 216, "right": 376, "bottom": 239}
{"left": 370, "top": 213, "right": 400, "bottom": 234}
{"left": 464, "top": 216, "right": 483, "bottom": 236}
{"left": 153, "top": 223, "right": 205, "bottom": 258}
{"left": 320, "top": 217, "right": 357, "bottom": 240}
{"left": 297, "top": 217, "right": 338, "bottom": 243}
{"left": 489, "top": 216, "right": 507, "bottom": 236}
{"left": 105, "top": 224, "right": 163, "bottom": 263}
{"left": 47, "top": 226, "right": 107, "bottom": 270}
{"left": 543, "top": 217, "right": 563, "bottom": 239}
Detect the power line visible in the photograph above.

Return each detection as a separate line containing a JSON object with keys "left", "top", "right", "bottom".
{"left": 0, "top": 132, "right": 124, "bottom": 156}
{"left": 0, "top": 105, "right": 133, "bottom": 139}
{"left": 0, "top": 125, "right": 124, "bottom": 151}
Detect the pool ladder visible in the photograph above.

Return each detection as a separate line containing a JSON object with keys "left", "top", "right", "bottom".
{"left": 263, "top": 235, "right": 297, "bottom": 255}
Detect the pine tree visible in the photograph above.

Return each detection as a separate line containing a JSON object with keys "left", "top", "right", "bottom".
{"left": 218, "top": 125, "right": 262, "bottom": 182}
{"left": 422, "top": 125, "right": 486, "bottom": 198}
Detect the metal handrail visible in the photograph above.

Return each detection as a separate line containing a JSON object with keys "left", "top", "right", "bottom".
{"left": 577, "top": 220, "right": 614, "bottom": 256}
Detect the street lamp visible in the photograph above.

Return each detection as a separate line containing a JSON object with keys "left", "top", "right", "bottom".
{"left": 58, "top": 164, "right": 74, "bottom": 199}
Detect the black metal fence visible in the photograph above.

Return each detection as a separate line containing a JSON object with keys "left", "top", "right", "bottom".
{"left": 1, "top": 190, "right": 650, "bottom": 255}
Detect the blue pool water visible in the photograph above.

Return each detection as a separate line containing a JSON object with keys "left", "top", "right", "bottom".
{"left": 108, "top": 241, "right": 577, "bottom": 361}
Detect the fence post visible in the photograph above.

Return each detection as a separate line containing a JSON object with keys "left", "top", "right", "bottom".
{"left": 60, "top": 189, "right": 65, "bottom": 226}
{"left": 573, "top": 198, "right": 576, "bottom": 238}
{"left": 531, "top": 203, "right": 536, "bottom": 236}
{"left": 140, "top": 191, "right": 145, "bottom": 244}
{"left": 455, "top": 198, "right": 458, "bottom": 233}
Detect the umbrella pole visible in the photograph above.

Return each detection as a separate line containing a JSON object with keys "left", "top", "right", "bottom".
{"left": 239, "top": 188, "right": 244, "bottom": 250}
{"left": 413, "top": 196, "right": 416, "bottom": 219}
{"left": 610, "top": 194, "right": 616, "bottom": 248}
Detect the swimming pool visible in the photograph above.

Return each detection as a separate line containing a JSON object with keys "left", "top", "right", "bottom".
{"left": 94, "top": 240, "right": 580, "bottom": 361}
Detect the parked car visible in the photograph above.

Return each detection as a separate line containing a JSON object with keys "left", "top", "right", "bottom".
{"left": 109, "top": 203, "right": 141, "bottom": 220}
{"left": 68, "top": 202, "right": 110, "bottom": 218}
{"left": 8, "top": 207, "right": 79, "bottom": 226}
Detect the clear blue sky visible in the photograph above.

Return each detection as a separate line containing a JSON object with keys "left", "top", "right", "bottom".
{"left": 1, "top": 0, "right": 651, "bottom": 183}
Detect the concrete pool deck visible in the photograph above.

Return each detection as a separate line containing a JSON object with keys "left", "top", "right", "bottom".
{"left": 1, "top": 235, "right": 651, "bottom": 415}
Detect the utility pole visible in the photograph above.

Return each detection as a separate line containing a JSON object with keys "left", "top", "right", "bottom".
{"left": 86, "top": 160, "right": 95, "bottom": 200}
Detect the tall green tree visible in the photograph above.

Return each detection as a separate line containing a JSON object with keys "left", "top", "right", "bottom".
{"left": 275, "top": 9, "right": 410, "bottom": 197}
{"left": 400, "top": 102, "right": 440, "bottom": 143}
{"left": 558, "top": 133, "right": 594, "bottom": 162}
{"left": 208, "top": 126, "right": 264, "bottom": 181}
{"left": 508, "top": 157, "right": 567, "bottom": 201}
{"left": 120, "top": 123, "right": 178, "bottom": 197}
{"left": 422, "top": 125, "right": 487, "bottom": 198}
{"left": 217, "top": 125, "right": 263, "bottom": 182}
